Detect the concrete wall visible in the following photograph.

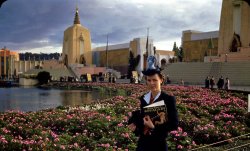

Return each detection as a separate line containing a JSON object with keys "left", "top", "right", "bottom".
{"left": 19, "top": 78, "right": 38, "bottom": 86}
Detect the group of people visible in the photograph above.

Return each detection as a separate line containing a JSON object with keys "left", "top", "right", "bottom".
{"left": 205, "top": 76, "right": 230, "bottom": 90}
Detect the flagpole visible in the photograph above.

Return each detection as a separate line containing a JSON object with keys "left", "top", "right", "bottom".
{"left": 146, "top": 27, "right": 149, "bottom": 58}
{"left": 106, "top": 34, "right": 109, "bottom": 69}
{"left": 144, "top": 28, "right": 149, "bottom": 71}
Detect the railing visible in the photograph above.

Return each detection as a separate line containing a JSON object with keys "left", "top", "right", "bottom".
{"left": 67, "top": 66, "right": 80, "bottom": 81}
{"left": 190, "top": 133, "right": 250, "bottom": 151}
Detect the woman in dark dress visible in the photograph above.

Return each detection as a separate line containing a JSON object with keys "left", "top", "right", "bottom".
{"left": 128, "top": 56, "right": 178, "bottom": 151}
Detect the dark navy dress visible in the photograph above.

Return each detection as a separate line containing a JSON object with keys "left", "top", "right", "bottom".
{"left": 132, "top": 91, "right": 178, "bottom": 151}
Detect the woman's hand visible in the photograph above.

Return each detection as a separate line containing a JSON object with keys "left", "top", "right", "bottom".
{"left": 143, "top": 115, "right": 155, "bottom": 129}
{"left": 128, "top": 123, "right": 136, "bottom": 132}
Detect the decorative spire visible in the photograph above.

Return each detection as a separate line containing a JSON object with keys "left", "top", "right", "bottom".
{"left": 74, "top": 7, "right": 81, "bottom": 24}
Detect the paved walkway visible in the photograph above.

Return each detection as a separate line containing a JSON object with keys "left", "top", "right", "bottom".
{"left": 116, "top": 79, "right": 250, "bottom": 92}
{"left": 188, "top": 85, "right": 250, "bottom": 92}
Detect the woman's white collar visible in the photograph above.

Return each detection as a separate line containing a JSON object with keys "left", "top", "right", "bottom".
{"left": 143, "top": 91, "right": 161, "bottom": 104}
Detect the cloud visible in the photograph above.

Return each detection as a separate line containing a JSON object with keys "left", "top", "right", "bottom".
{"left": 0, "top": 0, "right": 222, "bottom": 52}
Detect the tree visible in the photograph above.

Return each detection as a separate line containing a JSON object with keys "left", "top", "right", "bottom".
{"left": 172, "top": 42, "right": 179, "bottom": 57}
{"left": 37, "top": 71, "right": 51, "bottom": 85}
{"left": 178, "top": 46, "right": 184, "bottom": 62}
{"left": 127, "top": 51, "right": 140, "bottom": 78}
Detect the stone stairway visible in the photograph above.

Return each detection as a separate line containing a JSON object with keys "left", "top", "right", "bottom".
{"left": 163, "top": 62, "right": 250, "bottom": 86}
{"left": 163, "top": 62, "right": 212, "bottom": 85}
{"left": 220, "top": 62, "right": 250, "bottom": 85}
{"left": 106, "top": 68, "right": 121, "bottom": 78}
{"left": 67, "top": 66, "right": 80, "bottom": 81}
{"left": 208, "top": 62, "right": 222, "bottom": 80}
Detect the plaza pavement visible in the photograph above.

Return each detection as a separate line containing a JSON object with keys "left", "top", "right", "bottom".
{"left": 116, "top": 79, "right": 250, "bottom": 92}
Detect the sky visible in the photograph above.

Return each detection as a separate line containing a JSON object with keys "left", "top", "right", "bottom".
{"left": 0, "top": 0, "right": 222, "bottom": 53}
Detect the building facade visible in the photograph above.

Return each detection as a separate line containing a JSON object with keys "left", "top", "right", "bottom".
{"left": 62, "top": 8, "right": 92, "bottom": 66}
{"left": 182, "top": 30, "right": 219, "bottom": 62}
{"left": 92, "top": 37, "right": 154, "bottom": 75}
{"left": 92, "top": 37, "right": 173, "bottom": 75}
{"left": 0, "top": 48, "right": 19, "bottom": 78}
{"left": 182, "top": 0, "right": 250, "bottom": 62}
{"left": 218, "top": 0, "right": 250, "bottom": 62}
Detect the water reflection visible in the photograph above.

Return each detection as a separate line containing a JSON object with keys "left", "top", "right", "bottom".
{"left": 0, "top": 87, "right": 116, "bottom": 112}
{"left": 60, "top": 90, "right": 93, "bottom": 106}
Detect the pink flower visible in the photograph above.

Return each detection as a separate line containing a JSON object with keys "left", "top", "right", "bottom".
{"left": 128, "top": 112, "right": 132, "bottom": 117}
{"left": 192, "top": 141, "right": 196, "bottom": 145}
{"left": 66, "top": 115, "right": 73, "bottom": 119}
{"left": 50, "top": 131, "right": 58, "bottom": 138}
{"left": 74, "top": 143, "right": 79, "bottom": 147}
{"left": 182, "top": 132, "right": 187, "bottom": 136}
{"left": 178, "top": 127, "right": 183, "bottom": 132}
{"left": 122, "top": 133, "right": 130, "bottom": 138}
{"left": 170, "top": 130, "right": 178, "bottom": 135}
{"left": 177, "top": 145, "right": 183, "bottom": 149}
{"left": 106, "top": 116, "right": 111, "bottom": 121}
{"left": 60, "top": 145, "right": 66, "bottom": 150}
{"left": 117, "top": 123, "right": 124, "bottom": 127}
{"left": 0, "top": 136, "right": 8, "bottom": 144}
{"left": 104, "top": 143, "right": 110, "bottom": 148}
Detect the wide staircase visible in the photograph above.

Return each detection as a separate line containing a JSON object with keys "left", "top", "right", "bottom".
{"left": 220, "top": 62, "right": 250, "bottom": 85}
{"left": 163, "top": 62, "right": 212, "bottom": 85}
{"left": 163, "top": 62, "right": 250, "bottom": 86}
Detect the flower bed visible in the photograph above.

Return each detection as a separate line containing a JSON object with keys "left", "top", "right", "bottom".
{"left": 0, "top": 83, "right": 249, "bottom": 150}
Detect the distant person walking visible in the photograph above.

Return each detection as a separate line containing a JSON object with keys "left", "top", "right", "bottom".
{"left": 180, "top": 79, "right": 184, "bottom": 86}
{"left": 210, "top": 76, "right": 215, "bottom": 89}
{"left": 217, "top": 76, "right": 224, "bottom": 89}
{"left": 205, "top": 76, "right": 210, "bottom": 88}
{"left": 166, "top": 75, "right": 171, "bottom": 84}
{"left": 224, "top": 78, "right": 230, "bottom": 90}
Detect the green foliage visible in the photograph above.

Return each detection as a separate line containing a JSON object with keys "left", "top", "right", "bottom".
{"left": 172, "top": 42, "right": 184, "bottom": 62}
{"left": 36, "top": 71, "right": 51, "bottom": 85}
{"left": 172, "top": 42, "right": 179, "bottom": 56}
{"left": 127, "top": 51, "right": 140, "bottom": 78}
